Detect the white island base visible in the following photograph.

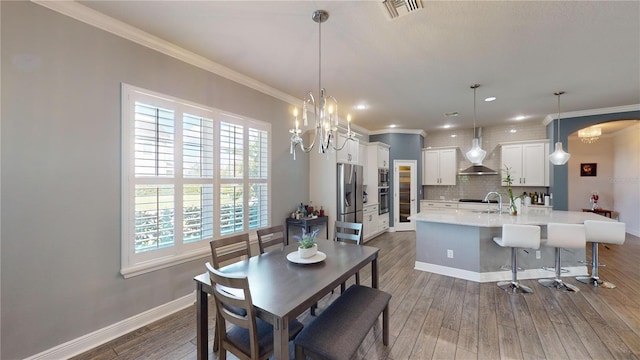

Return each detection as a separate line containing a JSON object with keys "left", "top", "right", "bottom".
{"left": 411, "top": 208, "right": 607, "bottom": 283}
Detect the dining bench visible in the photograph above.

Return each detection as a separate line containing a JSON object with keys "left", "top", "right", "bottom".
{"left": 294, "top": 284, "right": 391, "bottom": 360}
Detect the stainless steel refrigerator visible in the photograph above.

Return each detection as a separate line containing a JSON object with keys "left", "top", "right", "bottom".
{"left": 337, "top": 163, "right": 363, "bottom": 224}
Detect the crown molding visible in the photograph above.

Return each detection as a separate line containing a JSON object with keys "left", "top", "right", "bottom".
{"left": 370, "top": 128, "right": 427, "bottom": 137}
{"left": 542, "top": 104, "right": 640, "bottom": 125}
{"left": 31, "top": 0, "right": 302, "bottom": 107}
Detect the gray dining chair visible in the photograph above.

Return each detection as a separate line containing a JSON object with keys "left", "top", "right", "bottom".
{"left": 209, "top": 233, "right": 251, "bottom": 352}
{"left": 335, "top": 221, "right": 363, "bottom": 292}
{"left": 206, "top": 262, "right": 303, "bottom": 360}
{"left": 256, "top": 225, "right": 286, "bottom": 254}
{"left": 210, "top": 233, "right": 251, "bottom": 269}
{"left": 334, "top": 221, "right": 363, "bottom": 245}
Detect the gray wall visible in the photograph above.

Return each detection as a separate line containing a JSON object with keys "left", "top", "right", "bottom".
{"left": 547, "top": 110, "right": 640, "bottom": 210}
{"left": 370, "top": 133, "right": 424, "bottom": 226}
{"left": 1, "top": 2, "right": 308, "bottom": 359}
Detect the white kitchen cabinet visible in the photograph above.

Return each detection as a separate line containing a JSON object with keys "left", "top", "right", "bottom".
{"left": 422, "top": 148, "right": 457, "bottom": 185}
{"left": 363, "top": 204, "right": 379, "bottom": 241}
{"left": 359, "top": 143, "right": 367, "bottom": 168}
{"left": 336, "top": 132, "right": 359, "bottom": 164}
{"left": 421, "top": 201, "right": 458, "bottom": 211}
{"left": 378, "top": 214, "right": 389, "bottom": 232}
{"left": 365, "top": 142, "right": 391, "bottom": 207}
{"left": 501, "top": 141, "right": 549, "bottom": 187}
{"left": 377, "top": 146, "right": 390, "bottom": 169}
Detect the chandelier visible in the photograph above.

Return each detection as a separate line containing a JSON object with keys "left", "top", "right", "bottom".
{"left": 549, "top": 91, "right": 571, "bottom": 165}
{"left": 289, "top": 10, "right": 356, "bottom": 160}
{"left": 465, "top": 84, "right": 487, "bottom": 165}
{"left": 578, "top": 127, "right": 602, "bottom": 144}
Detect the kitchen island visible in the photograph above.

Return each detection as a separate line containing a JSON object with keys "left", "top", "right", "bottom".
{"left": 411, "top": 207, "right": 610, "bottom": 282}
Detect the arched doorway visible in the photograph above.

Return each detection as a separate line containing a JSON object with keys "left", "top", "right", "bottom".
{"left": 546, "top": 106, "right": 640, "bottom": 211}
{"left": 567, "top": 120, "right": 638, "bottom": 213}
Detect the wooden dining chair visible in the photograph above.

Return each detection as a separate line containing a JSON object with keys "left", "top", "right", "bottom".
{"left": 210, "top": 233, "right": 251, "bottom": 269}
{"left": 205, "top": 262, "right": 303, "bottom": 360}
{"left": 209, "top": 233, "right": 251, "bottom": 352}
{"left": 256, "top": 225, "right": 286, "bottom": 254}
{"left": 334, "top": 221, "right": 363, "bottom": 245}
{"left": 334, "top": 221, "right": 364, "bottom": 292}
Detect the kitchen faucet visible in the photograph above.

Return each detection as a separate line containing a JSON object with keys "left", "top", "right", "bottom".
{"left": 483, "top": 191, "right": 503, "bottom": 214}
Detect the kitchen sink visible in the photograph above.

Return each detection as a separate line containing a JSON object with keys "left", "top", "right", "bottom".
{"left": 469, "top": 210, "right": 501, "bottom": 214}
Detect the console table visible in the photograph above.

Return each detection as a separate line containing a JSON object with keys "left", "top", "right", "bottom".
{"left": 582, "top": 208, "right": 613, "bottom": 218}
{"left": 286, "top": 216, "right": 329, "bottom": 244}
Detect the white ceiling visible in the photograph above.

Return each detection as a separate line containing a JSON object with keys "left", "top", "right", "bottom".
{"left": 74, "top": 0, "right": 640, "bottom": 133}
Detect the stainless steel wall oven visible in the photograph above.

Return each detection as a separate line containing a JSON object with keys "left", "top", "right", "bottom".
{"left": 378, "top": 187, "right": 389, "bottom": 215}
{"left": 378, "top": 168, "right": 389, "bottom": 187}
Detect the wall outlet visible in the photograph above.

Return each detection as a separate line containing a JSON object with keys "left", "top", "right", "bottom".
{"left": 447, "top": 249, "right": 454, "bottom": 258}
{"left": 536, "top": 250, "right": 541, "bottom": 259}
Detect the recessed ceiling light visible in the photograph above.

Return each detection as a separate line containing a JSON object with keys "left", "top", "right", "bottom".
{"left": 451, "top": 134, "right": 457, "bottom": 138}
{"left": 444, "top": 112, "right": 459, "bottom": 117}
{"left": 443, "top": 124, "right": 451, "bottom": 129}
{"left": 356, "top": 104, "right": 367, "bottom": 110}
{"left": 389, "top": 124, "right": 397, "bottom": 128}
{"left": 515, "top": 115, "right": 526, "bottom": 121}
{"left": 484, "top": 97, "right": 497, "bottom": 102}
{"left": 509, "top": 129, "right": 517, "bottom": 133}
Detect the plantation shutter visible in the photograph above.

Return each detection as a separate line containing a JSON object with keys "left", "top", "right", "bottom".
{"left": 133, "top": 102, "right": 176, "bottom": 253}
{"left": 219, "top": 121, "right": 244, "bottom": 235}
{"left": 248, "top": 127, "right": 269, "bottom": 229}
{"left": 182, "top": 113, "right": 215, "bottom": 243}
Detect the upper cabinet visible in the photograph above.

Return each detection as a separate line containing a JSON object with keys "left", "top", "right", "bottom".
{"left": 422, "top": 148, "right": 457, "bottom": 185}
{"left": 336, "top": 132, "right": 359, "bottom": 164}
{"left": 500, "top": 141, "right": 549, "bottom": 187}
{"left": 366, "top": 142, "right": 391, "bottom": 198}
{"left": 377, "top": 146, "right": 390, "bottom": 169}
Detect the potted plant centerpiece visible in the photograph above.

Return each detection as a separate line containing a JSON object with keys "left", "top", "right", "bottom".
{"left": 295, "top": 228, "right": 319, "bottom": 258}
{"left": 502, "top": 165, "right": 523, "bottom": 215}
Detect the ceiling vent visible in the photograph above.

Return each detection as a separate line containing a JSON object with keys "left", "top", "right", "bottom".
{"left": 382, "top": 0, "right": 424, "bottom": 19}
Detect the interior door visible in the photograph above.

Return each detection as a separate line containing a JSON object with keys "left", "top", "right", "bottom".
{"left": 394, "top": 160, "right": 417, "bottom": 231}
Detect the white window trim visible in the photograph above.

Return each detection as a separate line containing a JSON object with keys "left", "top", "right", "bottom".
{"left": 121, "top": 83, "right": 271, "bottom": 278}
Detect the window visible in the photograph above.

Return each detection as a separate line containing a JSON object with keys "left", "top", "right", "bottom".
{"left": 121, "top": 84, "right": 270, "bottom": 277}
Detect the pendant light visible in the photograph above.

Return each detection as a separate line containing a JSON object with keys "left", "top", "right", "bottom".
{"left": 465, "top": 84, "right": 487, "bottom": 165}
{"left": 549, "top": 91, "right": 571, "bottom": 165}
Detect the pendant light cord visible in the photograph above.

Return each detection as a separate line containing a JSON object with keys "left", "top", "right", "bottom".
{"left": 473, "top": 86, "right": 477, "bottom": 133}
{"left": 557, "top": 93, "right": 560, "bottom": 137}
{"left": 471, "top": 84, "right": 480, "bottom": 137}
{"left": 555, "top": 91, "right": 564, "bottom": 139}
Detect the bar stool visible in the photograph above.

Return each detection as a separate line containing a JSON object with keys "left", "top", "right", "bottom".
{"left": 576, "top": 220, "right": 626, "bottom": 288}
{"left": 493, "top": 224, "right": 541, "bottom": 293}
{"left": 538, "top": 223, "right": 586, "bottom": 292}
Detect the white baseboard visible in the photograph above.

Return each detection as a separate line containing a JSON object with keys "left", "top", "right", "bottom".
{"left": 24, "top": 292, "right": 196, "bottom": 360}
{"left": 414, "top": 261, "right": 588, "bottom": 283}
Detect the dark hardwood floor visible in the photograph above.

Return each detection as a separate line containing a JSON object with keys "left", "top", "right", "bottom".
{"left": 72, "top": 230, "right": 640, "bottom": 360}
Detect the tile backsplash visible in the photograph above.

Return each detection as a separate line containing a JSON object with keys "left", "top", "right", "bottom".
{"left": 423, "top": 121, "right": 549, "bottom": 201}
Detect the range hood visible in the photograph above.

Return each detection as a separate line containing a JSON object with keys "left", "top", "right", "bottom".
{"left": 458, "top": 128, "right": 499, "bottom": 175}
{"left": 458, "top": 164, "right": 499, "bottom": 176}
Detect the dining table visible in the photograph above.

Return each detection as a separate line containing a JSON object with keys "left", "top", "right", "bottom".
{"left": 193, "top": 240, "right": 380, "bottom": 360}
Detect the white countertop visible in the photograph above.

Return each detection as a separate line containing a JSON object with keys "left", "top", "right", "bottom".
{"left": 410, "top": 207, "right": 611, "bottom": 227}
